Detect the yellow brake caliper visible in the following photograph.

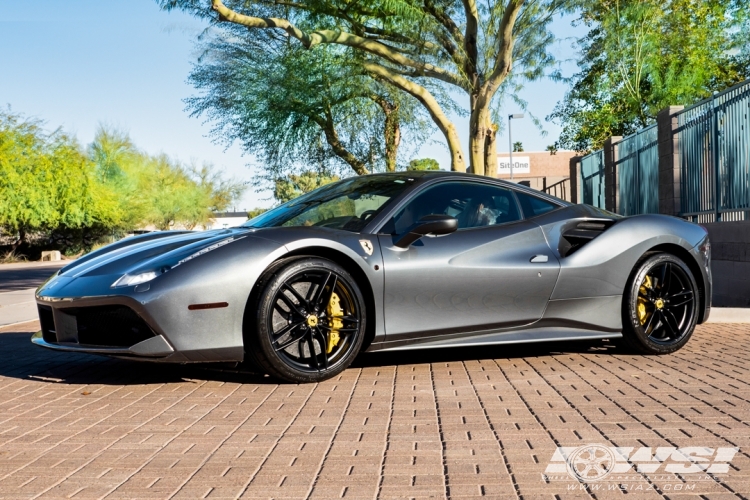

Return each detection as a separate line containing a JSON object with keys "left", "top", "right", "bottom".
{"left": 637, "top": 275, "right": 653, "bottom": 325}
{"left": 326, "top": 292, "right": 343, "bottom": 353}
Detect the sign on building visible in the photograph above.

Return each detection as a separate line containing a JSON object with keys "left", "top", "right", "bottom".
{"left": 498, "top": 156, "right": 531, "bottom": 175}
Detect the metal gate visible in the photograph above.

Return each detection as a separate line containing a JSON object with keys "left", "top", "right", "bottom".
{"left": 616, "top": 124, "right": 659, "bottom": 216}
{"left": 580, "top": 150, "right": 606, "bottom": 209}
{"left": 677, "top": 81, "right": 750, "bottom": 222}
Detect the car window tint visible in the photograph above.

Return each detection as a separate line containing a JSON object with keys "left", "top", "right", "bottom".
{"left": 384, "top": 182, "right": 522, "bottom": 233}
{"left": 244, "top": 176, "right": 413, "bottom": 232}
{"left": 515, "top": 191, "right": 559, "bottom": 218}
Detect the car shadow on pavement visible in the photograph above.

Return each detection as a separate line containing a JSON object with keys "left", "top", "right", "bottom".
{"left": 0, "top": 332, "right": 271, "bottom": 386}
{"left": 354, "top": 338, "right": 620, "bottom": 369}
{"left": 0, "top": 329, "right": 622, "bottom": 386}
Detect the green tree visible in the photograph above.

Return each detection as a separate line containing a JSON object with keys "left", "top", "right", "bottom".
{"left": 407, "top": 158, "right": 440, "bottom": 171}
{"left": 246, "top": 207, "right": 268, "bottom": 219}
{"left": 189, "top": 162, "right": 247, "bottom": 213}
{"left": 88, "top": 127, "right": 148, "bottom": 229}
{"left": 513, "top": 141, "right": 524, "bottom": 152}
{"left": 549, "top": 0, "right": 750, "bottom": 152}
{"left": 89, "top": 125, "right": 246, "bottom": 231}
{"left": 188, "top": 39, "right": 428, "bottom": 176}
{"left": 159, "top": 0, "right": 572, "bottom": 176}
{"left": 0, "top": 111, "right": 121, "bottom": 251}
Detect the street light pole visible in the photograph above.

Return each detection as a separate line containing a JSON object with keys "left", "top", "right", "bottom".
{"left": 508, "top": 113, "right": 524, "bottom": 180}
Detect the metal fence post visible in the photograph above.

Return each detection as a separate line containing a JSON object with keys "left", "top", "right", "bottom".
{"left": 569, "top": 156, "right": 582, "bottom": 204}
{"left": 657, "top": 105, "right": 685, "bottom": 216}
{"left": 711, "top": 92, "right": 722, "bottom": 222}
{"left": 603, "top": 136, "right": 622, "bottom": 213}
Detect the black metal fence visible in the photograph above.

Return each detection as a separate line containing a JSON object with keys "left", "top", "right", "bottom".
{"left": 578, "top": 78, "right": 750, "bottom": 221}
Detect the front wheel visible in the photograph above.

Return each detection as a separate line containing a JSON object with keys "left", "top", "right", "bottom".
{"left": 246, "top": 258, "right": 366, "bottom": 383}
{"left": 621, "top": 253, "right": 698, "bottom": 354}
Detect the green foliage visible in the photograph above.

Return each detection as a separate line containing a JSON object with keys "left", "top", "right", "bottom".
{"left": 187, "top": 33, "right": 428, "bottom": 178}
{"left": 513, "top": 142, "right": 524, "bottom": 153}
{"left": 0, "top": 113, "right": 245, "bottom": 255}
{"left": 274, "top": 171, "right": 339, "bottom": 204}
{"left": 158, "top": 0, "right": 574, "bottom": 175}
{"left": 246, "top": 207, "right": 268, "bottom": 219}
{"left": 88, "top": 127, "right": 247, "bottom": 231}
{"left": 407, "top": 158, "right": 440, "bottom": 171}
{"left": 0, "top": 111, "right": 121, "bottom": 249}
{"left": 549, "top": 0, "right": 750, "bottom": 152}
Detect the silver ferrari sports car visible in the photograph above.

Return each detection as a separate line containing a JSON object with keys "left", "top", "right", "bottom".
{"left": 33, "top": 171, "right": 711, "bottom": 383}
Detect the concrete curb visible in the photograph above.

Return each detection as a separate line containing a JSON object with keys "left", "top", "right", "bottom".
{"left": 0, "top": 319, "right": 39, "bottom": 333}
{"left": 0, "top": 288, "right": 37, "bottom": 327}
{"left": 706, "top": 307, "right": 750, "bottom": 324}
{"left": 0, "top": 260, "right": 70, "bottom": 270}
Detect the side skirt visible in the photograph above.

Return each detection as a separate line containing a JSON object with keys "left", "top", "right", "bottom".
{"left": 366, "top": 327, "right": 621, "bottom": 353}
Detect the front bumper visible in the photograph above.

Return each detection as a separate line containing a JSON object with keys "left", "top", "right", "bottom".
{"left": 32, "top": 297, "right": 175, "bottom": 358}
{"left": 31, "top": 330, "right": 174, "bottom": 357}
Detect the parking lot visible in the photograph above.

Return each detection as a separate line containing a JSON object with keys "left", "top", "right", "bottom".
{"left": 0, "top": 320, "right": 748, "bottom": 499}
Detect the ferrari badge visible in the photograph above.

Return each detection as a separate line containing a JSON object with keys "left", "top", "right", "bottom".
{"left": 359, "top": 239, "right": 374, "bottom": 256}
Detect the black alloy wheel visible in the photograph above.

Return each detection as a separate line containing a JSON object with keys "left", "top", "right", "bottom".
{"left": 247, "top": 258, "right": 366, "bottom": 383}
{"left": 622, "top": 253, "right": 698, "bottom": 354}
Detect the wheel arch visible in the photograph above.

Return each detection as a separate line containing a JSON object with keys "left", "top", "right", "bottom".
{"left": 247, "top": 246, "right": 377, "bottom": 353}
{"left": 646, "top": 243, "right": 708, "bottom": 324}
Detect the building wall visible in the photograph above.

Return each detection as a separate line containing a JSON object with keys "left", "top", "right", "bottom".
{"left": 497, "top": 151, "right": 577, "bottom": 179}
{"left": 496, "top": 151, "right": 576, "bottom": 201}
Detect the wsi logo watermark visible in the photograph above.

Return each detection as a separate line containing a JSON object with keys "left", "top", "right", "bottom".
{"left": 543, "top": 444, "right": 738, "bottom": 486}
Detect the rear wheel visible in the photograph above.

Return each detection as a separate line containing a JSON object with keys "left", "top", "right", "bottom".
{"left": 246, "top": 258, "right": 366, "bottom": 383}
{"left": 621, "top": 253, "right": 698, "bottom": 354}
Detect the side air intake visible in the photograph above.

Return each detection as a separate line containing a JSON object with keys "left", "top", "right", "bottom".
{"left": 559, "top": 219, "right": 616, "bottom": 257}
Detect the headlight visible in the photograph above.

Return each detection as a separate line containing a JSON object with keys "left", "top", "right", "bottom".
{"left": 112, "top": 271, "right": 160, "bottom": 288}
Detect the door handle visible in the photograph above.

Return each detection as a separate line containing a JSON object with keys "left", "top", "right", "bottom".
{"left": 530, "top": 255, "right": 549, "bottom": 263}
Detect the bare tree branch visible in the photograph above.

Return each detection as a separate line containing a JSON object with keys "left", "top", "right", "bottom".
{"left": 310, "top": 107, "right": 370, "bottom": 175}
{"left": 211, "top": 0, "right": 466, "bottom": 89}
{"left": 461, "top": 0, "right": 479, "bottom": 79}
{"left": 486, "top": 0, "right": 525, "bottom": 93}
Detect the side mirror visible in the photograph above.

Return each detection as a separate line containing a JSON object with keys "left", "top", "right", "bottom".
{"left": 394, "top": 214, "right": 458, "bottom": 248}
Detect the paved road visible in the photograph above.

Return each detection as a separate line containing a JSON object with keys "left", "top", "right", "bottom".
{"left": 0, "top": 262, "right": 69, "bottom": 327}
{"left": 0, "top": 321, "right": 748, "bottom": 499}
{"left": 0, "top": 262, "right": 68, "bottom": 293}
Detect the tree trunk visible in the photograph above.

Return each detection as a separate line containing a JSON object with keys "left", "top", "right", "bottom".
{"left": 471, "top": 76, "right": 507, "bottom": 177}
{"left": 10, "top": 228, "right": 26, "bottom": 252}
{"left": 384, "top": 106, "right": 400, "bottom": 172}
{"left": 484, "top": 120, "right": 499, "bottom": 179}
{"left": 372, "top": 96, "right": 401, "bottom": 172}
{"left": 469, "top": 99, "right": 489, "bottom": 176}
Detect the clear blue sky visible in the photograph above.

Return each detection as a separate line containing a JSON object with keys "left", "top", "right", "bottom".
{"left": 0, "top": 1, "right": 579, "bottom": 209}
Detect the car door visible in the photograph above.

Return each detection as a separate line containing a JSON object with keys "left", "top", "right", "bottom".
{"left": 377, "top": 181, "right": 561, "bottom": 341}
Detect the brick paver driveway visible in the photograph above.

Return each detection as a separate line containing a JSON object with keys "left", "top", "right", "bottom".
{"left": 0, "top": 321, "right": 748, "bottom": 499}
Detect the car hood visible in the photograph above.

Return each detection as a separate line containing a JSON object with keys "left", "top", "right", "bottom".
{"left": 56, "top": 228, "right": 252, "bottom": 280}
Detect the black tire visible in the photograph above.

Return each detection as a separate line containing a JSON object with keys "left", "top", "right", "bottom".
{"left": 245, "top": 257, "right": 366, "bottom": 383}
{"left": 621, "top": 253, "right": 698, "bottom": 354}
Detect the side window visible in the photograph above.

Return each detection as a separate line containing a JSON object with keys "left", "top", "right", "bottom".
{"left": 515, "top": 191, "right": 559, "bottom": 218}
{"left": 384, "top": 182, "right": 522, "bottom": 233}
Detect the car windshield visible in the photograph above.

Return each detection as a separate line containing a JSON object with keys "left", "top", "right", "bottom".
{"left": 243, "top": 175, "right": 415, "bottom": 232}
